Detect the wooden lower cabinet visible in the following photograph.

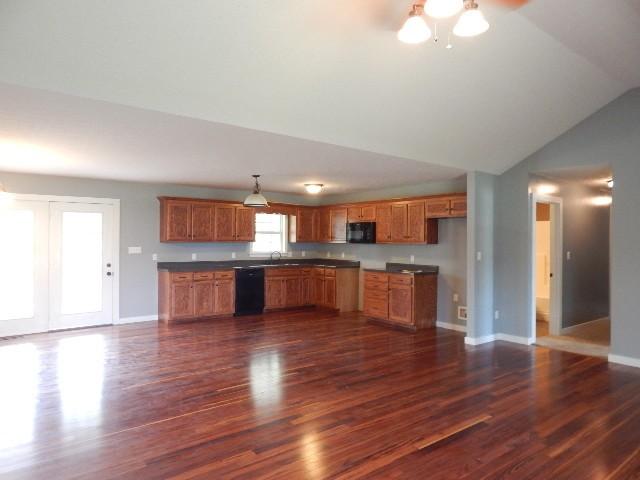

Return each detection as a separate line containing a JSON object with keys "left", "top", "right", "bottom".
{"left": 159, "top": 270, "right": 235, "bottom": 321}
{"left": 363, "top": 271, "right": 437, "bottom": 330}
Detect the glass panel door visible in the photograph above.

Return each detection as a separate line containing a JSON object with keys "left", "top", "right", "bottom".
{"left": 0, "top": 200, "right": 49, "bottom": 337}
{"left": 49, "top": 203, "right": 114, "bottom": 330}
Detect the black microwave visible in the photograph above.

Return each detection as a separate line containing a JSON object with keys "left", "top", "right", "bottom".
{"left": 347, "top": 222, "right": 376, "bottom": 244}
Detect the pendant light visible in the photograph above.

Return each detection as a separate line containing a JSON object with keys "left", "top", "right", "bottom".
{"left": 424, "top": 0, "right": 463, "bottom": 19}
{"left": 243, "top": 175, "right": 269, "bottom": 207}
{"left": 453, "top": 0, "right": 489, "bottom": 37}
{"left": 398, "top": 5, "right": 432, "bottom": 44}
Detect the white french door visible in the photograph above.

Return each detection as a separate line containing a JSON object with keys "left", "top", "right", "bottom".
{"left": 0, "top": 197, "right": 118, "bottom": 337}
{"left": 49, "top": 203, "right": 115, "bottom": 331}
{"left": 0, "top": 200, "right": 50, "bottom": 336}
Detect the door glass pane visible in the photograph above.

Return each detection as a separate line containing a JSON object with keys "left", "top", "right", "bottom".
{"left": 61, "top": 212, "right": 103, "bottom": 315}
{"left": 0, "top": 210, "right": 35, "bottom": 321}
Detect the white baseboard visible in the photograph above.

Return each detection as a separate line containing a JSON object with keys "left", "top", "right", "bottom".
{"left": 436, "top": 321, "right": 467, "bottom": 333}
{"left": 465, "top": 335, "right": 496, "bottom": 345}
{"left": 496, "top": 333, "right": 535, "bottom": 345}
{"left": 115, "top": 314, "right": 158, "bottom": 325}
{"left": 608, "top": 354, "right": 640, "bottom": 368}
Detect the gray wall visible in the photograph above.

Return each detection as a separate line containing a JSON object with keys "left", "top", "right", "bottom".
{"left": 494, "top": 87, "right": 640, "bottom": 358}
{"left": 530, "top": 176, "right": 610, "bottom": 328}
{"left": 467, "top": 172, "right": 496, "bottom": 339}
{"left": 0, "top": 171, "right": 316, "bottom": 319}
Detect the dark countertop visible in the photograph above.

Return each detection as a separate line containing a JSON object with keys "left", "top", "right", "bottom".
{"left": 158, "top": 258, "right": 360, "bottom": 272}
{"left": 363, "top": 262, "right": 439, "bottom": 276}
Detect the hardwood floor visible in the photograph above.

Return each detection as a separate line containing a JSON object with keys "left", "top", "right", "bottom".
{"left": 1, "top": 309, "right": 640, "bottom": 479}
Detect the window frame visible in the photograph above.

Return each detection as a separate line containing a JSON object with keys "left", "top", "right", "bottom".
{"left": 250, "top": 213, "right": 289, "bottom": 256}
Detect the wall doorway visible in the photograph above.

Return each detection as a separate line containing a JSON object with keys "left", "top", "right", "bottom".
{"left": 0, "top": 195, "right": 119, "bottom": 337}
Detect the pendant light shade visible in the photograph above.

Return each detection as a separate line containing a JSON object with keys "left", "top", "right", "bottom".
{"left": 398, "top": 5, "right": 432, "bottom": 44}
{"left": 424, "top": 0, "right": 463, "bottom": 19}
{"left": 243, "top": 175, "right": 269, "bottom": 207}
{"left": 453, "top": 1, "right": 489, "bottom": 37}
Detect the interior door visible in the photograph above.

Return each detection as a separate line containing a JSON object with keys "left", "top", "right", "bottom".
{"left": 49, "top": 203, "right": 115, "bottom": 330}
{"left": 0, "top": 200, "right": 49, "bottom": 336}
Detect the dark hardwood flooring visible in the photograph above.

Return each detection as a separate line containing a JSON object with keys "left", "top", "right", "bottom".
{"left": 1, "top": 309, "right": 640, "bottom": 479}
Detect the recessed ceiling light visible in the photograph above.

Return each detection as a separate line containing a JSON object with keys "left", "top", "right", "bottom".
{"left": 304, "top": 184, "right": 324, "bottom": 194}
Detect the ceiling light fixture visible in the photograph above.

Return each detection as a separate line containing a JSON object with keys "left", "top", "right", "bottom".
{"left": 304, "top": 184, "right": 324, "bottom": 195}
{"left": 453, "top": 0, "right": 490, "bottom": 37}
{"left": 398, "top": 5, "right": 432, "bottom": 44}
{"left": 424, "top": 0, "right": 463, "bottom": 19}
{"left": 607, "top": 179, "right": 614, "bottom": 188}
{"left": 243, "top": 175, "right": 269, "bottom": 208}
{"left": 592, "top": 196, "right": 613, "bottom": 207}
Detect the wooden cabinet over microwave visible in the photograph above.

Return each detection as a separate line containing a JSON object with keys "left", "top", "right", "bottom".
{"left": 425, "top": 194, "right": 467, "bottom": 219}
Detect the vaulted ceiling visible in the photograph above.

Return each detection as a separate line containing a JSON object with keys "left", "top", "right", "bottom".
{"left": 0, "top": 0, "right": 638, "bottom": 192}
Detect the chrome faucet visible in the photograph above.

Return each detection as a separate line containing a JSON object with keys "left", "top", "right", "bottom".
{"left": 270, "top": 251, "right": 282, "bottom": 262}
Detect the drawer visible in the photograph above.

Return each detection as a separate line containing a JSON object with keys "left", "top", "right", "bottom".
{"left": 266, "top": 268, "right": 300, "bottom": 277}
{"left": 171, "top": 272, "right": 193, "bottom": 283}
{"left": 193, "top": 272, "right": 214, "bottom": 281}
{"left": 365, "top": 280, "right": 388, "bottom": 292}
{"left": 389, "top": 274, "right": 413, "bottom": 285}
{"left": 311, "top": 267, "right": 325, "bottom": 277}
{"left": 214, "top": 270, "right": 234, "bottom": 280}
{"left": 300, "top": 268, "right": 311, "bottom": 275}
{"left": 324, "top": 268, "right": 336, "bottom": 277}
{"left": 364, "top": 271, "right": 389, "bottom": 284}
{"left": 365, "top": 289, "right": 388, "bottom": 301}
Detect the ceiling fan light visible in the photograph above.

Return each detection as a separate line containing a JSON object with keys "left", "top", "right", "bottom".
{"left": 243, "top": 175, "right": 269, "bottom": 207}
{"left": 424, "top": 0, "right": 463, "bottom": 19}
{"left": 398, "top": 7, "right": 432, "bottom": 44}
{"left": 453, "top": 2, "right": 489, "bottom": 37}
{"left": 304, "top": 184, "right": 324, "bottom": 194}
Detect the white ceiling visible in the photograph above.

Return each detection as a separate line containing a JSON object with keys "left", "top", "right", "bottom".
{"left": 0, "top": 0, "right": 638, "bottom": 191}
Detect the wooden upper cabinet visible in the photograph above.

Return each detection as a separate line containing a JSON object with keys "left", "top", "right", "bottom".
{"left": 347, "top": 205, "right": 376, "bottom": 223}
{"left": 425, "top": 194, "right": 467, "bottom": 218}
{"left": 214, "top": 204, "right": 236, "bottom": 241}
{"left": 162, "top": 199, "right": 192, "bottom": 242}
{"left": 235, "top": 206, "right": 256, "bottom": 241}
{"left": 295, "top": 208, "right": 317, "bottom": 242}
{"left": 389, "top": 201, "right": 433, "bottom": 244}
{"left": 318, "top": 209, "right": 331, "bottom": 243}
{"left": 390, "top": 203, "right": 408, "bottom": 242}
{"left": 375, "top": 204, "right": 392, "bottom": 243}
{"left": 406, "top": 201, "right": 425, "bottom": 243}
{"left": 330, "top": 208, "right": 347, "bottom": 243}
{"left": 191, "top": 203, "right": 214, "bottom": 241}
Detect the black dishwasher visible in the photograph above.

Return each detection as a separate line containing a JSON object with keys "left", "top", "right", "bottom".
{"left": 234, "top": 268, "right": 265, "bottom": 316}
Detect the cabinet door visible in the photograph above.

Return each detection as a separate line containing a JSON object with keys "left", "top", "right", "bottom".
{"left": 311, "top": 274, "right": 324, "bottom": 305}
{"left": 323, "top": 276, "right": 336, "bottom": 308}
{"left": 164, "top": 200, "right": 191, "bottom": 241}
{"left": 318, "top": 209, "right": 331, "bottom": 243}
{"left": 347, "top": 207, "right": 361, "bottom": 223}
{"left": 425, "top": 199, "right": 451, "bottom": 219}
{"left": 364, "top": 290, "right": 388, "bottom": 319}
{"left": 296, "top": 208, "right": 316, "bottom": 242}
{"left": 375, "top": 204, "right": 392, "bottom": 243}
{"left": 301, "top": 276, "right": 312, "bottom": 305}
{"left": 194, "top": 281, "right": 215, "bottom": 317}
{"left": 191, "top": 203, "right": 214, "bottom": 241}
{"left": 265, "top": 278, "right": 284, "bottom": 308}
{"left": 214, "top": 205, "right": 236, "bottom": 241}
{"left": 214, "top": 279, "right": 235, "bottom": 315}
{"left": 360, "top": 205, "right": 376, "bottom": 222}
{"left": 390, "top": 203, "right": 408, "bottom": 242}
{"left": 406, "top": 202, "right": 426, "bottom": 243}
{"left": 449, "top": 196, "right": 467, "bottom": 217}
{"left": 330, "top": 208, "right": 347, "bottom": 242}
{"left": 388, "top": 284, "right": 413, "bottom": 325}
{"left": 171, "top": 282, "right": 194, "bottom": 318}
{"left": 235, "top": 206, "right": 255, "bottom": 241}
{"left": 284, "top": 277, "right": 302, "bottom": 307}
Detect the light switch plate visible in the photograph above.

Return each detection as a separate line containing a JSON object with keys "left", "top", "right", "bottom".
{"left": 152, "top": 253, "right": 158, "bottom": 261}
{"left": 301, "top": 251, "right": 306, "bottom": 257}
{"left": 477, "top": 251, "right": 482, "bottom": 261}
{"left": 128, "top": 246, "right": 142, "bottom": 254}
{"left": 192, "top": 253, "right": 197, "bottom": 260}
{"left": 231, "top": 252, "right": 236, "bottom": 259}
{"left": 453, "top": 293, "right": 459, "bottom": 303}
{"left": 410, "top": 255, "right": 415, "bottom": 264}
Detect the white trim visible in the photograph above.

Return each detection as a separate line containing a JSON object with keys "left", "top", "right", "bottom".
{"left": 437, "top": 321, "right": 467, "bottom": 332}
{"left": 465, "top": 335, "right": 496, "bottom": 345}
{"left": 530, "top": 194, "right": 563, "bottom": 343}
{"left": 115, "top": 315, "right": 158, "bottom": 325}
{"left": 608, "top": 354, "right": 640, "bottom": 369}
{"left": 496, "top": 333, "right": 534, "bottom": 345}
{"left": 6, "top": 193, "right": 120, "bottom": 205}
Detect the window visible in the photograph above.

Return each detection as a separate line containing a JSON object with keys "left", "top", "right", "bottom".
{"left": 251, "top": 213, "right": 288, "bottom": 255}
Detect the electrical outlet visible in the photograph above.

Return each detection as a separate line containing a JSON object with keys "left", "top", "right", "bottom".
{"left": 494, "top": 310, "right": 500, "bottom": 320}
{"left": 301, "top": 251, "right": 306, "bottom": 257}
{"left": 410, "top": 255, "right": 415, "bottom": 264}
{"left": 477, "top": 251, "right": 482, "bottom": 261}
{"left": 152, "top": 253, "right": 158, "bottom": 261}
{"left": 191, "top": 253, "right": 197, "bottom": 260}
{"left": 458, "top": 306, "right": 468, "bottom": 321}
{"left": 128, "top": 246, "right": 142, "bottom": 254}
{"left": 453, "top": 293, "right": 459, "bottom": 303}
{"left": 566, "top": 251, "right": 571, "bottom": 260}
{"left": 341, "top": 252, "right": 345, "bottom": 259}
{"left": 231, "top": 252, "right": 236, "bottom": 259}
{"left": 326, "top": 252, "right": 331, "bottom": 258}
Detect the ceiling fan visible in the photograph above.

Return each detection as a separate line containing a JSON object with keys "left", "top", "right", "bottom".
{"left": 397, "top": 0, "right": 529, "bottom": 45}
